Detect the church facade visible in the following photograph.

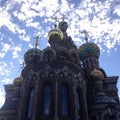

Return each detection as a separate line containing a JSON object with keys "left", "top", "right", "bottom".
{"left": 0, "top": 19, "right": 120, "bottom": 120}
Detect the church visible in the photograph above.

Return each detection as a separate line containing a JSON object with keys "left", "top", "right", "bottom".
{"left": 0, "top": 18, "right": 120, "bottom": 120}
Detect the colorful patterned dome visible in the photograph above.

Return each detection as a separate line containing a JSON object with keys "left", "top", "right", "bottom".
{"left": 90, "top": 68, "right": 104, "bottom": 80}
{"left": 79, "top": 43, "right": 100, "bottom": 61}
{"left": 48, "top": 28, "right": 63, "bottom": 40}
{"left": 58, "top": 21, "right": 68, "bottom": 32}
{"left": 24, "top": 48, "right": 41, "bottom": 65}
{"left": 13, "top": 76, "right": 22, "bottom": 86}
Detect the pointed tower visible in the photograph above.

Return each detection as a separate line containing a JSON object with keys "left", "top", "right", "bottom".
{"left": 78, "top": 31, "right": 120, "bottom": 120}
{"left": 48, "top": 17, "right": 63, "bottom": 49}
{"left": 88, "top": 66, "right": 118, "bottom": 120}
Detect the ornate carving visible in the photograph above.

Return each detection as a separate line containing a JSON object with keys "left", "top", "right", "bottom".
{"left": 39, "top": 72, "right": 46, "bottom": 80}
{"left": 58, "top": 72, "right": 65, "bottom": 80}
{"left": 41, "top": 47, "right": 56, "bottom": 62}
{"left": 57, "top": 47, "right": 68, "bottom": 60}
{"left": 62, "top": 65, "right": 71, "bottom": 74}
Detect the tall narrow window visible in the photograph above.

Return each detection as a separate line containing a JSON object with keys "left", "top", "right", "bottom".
{"left": 27, "top": 88, "right": 35, "bottom": 118}
{"left": 76, "top": 89, "right": 81, "bottom": 120}
{"left": 42, "top": 84, "right": 51, "bottom": 116}
{"left": 61, "top": 85, "right": 69, "bottom": 116}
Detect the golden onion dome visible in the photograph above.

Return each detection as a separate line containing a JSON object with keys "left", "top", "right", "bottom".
{"left": 48, "top": 28, "right": 63, "bottom": 40}
{"left": 13, "top": 76, "right": 22, "bottom": 87}
{"left": 90, "top": 68, "right": 104, "bottom": 80}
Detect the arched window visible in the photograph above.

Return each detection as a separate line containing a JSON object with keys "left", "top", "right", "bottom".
{"left": 61, "top": 85, "right": 69, "bottom": 116}
{"left": 76, "top": 89, "right": 81, "bottom": 120}
{"left": 27, "top": 88, "right": 35, "bottom": 118}
{"left": 42, "top": 84, "right": 51, "bottom": 116}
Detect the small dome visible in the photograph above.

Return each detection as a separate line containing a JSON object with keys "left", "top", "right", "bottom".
{"left": 90, "top": 68, "right": 104, "bottom": 80}
{"left": 24, "top": 48, "right": 41, "bottom": 65}
{"left": 13, "top": 76, "right": 22, "bottom": 86}
{"left": 48, "top": 28, "right": 63, "bottom": 40}
{"left": 58, "top": 21, "right": 68, "bottom": 32}
{"left": 79, "top": 43, "right": 100, "bottom": 61}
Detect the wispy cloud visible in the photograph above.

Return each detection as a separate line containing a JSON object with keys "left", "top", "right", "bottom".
{"left": 1, "top": 78, "right": 12, "bottom": 84}
{"left": 1, "top": 0, "right": 120, "bottom": 51}
{"left": 0, "top": 62, "right": 11, "bottom": 76}
{"left": 0, "top": 88, "right": 5, "bottom": 107}
{"left": 12, "top": 45, "right": 22, "bottom": 59}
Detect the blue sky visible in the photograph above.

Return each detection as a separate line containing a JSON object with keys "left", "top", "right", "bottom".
{"left": 0, "top": 0, "right": 120, "bottom": 107}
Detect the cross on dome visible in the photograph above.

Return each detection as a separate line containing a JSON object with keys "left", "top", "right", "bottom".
{"left": 82, "top": 30, "right": 89, "bottom": 43}
{"left": 34, "top": 35, "right": 41, "bottom": 48}
{"left": 52, "top": 14, "right": 66, "bottom": 28}
{"left": 52, "top": 16, "right": 58, "bottom": 28}
{"left": 61, "top": 14, "right": 65, "bottom": 21}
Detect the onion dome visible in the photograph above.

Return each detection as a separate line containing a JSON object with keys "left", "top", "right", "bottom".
{"left": 58, "top": 21, "right": 68, "bottom": 32}
{"left": 90, "top": 68, "right": 104, "bottom": 80}
{"left": 24, "top": 48, "right": 41, "bottom": 65}
{"left": 48, "top": 28, "right": 63, "bottom": 40}
{"left": 13, "top": 76, "right": 22, "bottom": 87}
{"left": 79, "top": 42, "right": 100, "bottom": 61}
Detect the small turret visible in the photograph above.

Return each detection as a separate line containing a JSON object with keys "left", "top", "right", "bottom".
{"left": 24, "top": 35, "right": 41, "bottom": 65}
{"left": 48, "top": 17, "right": 63, "bottom": 48}
{"left": 78, "top": 30, "right": 100, "bottom": 75}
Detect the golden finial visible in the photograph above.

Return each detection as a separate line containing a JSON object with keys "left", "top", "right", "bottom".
{"left": 82, "top": 30, "right": 89, "bottom": 43}
{"left": 34, "top": 35, "right": 41, "bottom": 48}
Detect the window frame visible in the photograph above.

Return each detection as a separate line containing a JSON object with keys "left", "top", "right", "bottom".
{"left": 42, "top": 84, "right": 52, "bottom": 116}
{"left": 27, "top": 88, "right": 35, "bottom": 119}
{"left": 61, "top": 84, "right": 70, "bottom": 117}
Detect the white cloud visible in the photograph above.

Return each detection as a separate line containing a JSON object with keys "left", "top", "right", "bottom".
{"left": 0, "top": 8, "right": 17, "bottom": 33}
{"left": 2, "top": 43, "right": 11, "bottom": 53}
{"left": 19, "top": 34, "right": 30, "bottom": 42}
{"left": 0, "top": 53, "right": 5, "bottom": 58}
{"left": 1, "top": 78, "right": 12, "bottom": 84}
{"left": 0, "top": 88, "right": 5, "bottom": 108}
{"left": 12, "top": 45, "right": 22, "bottom": 59}
{"left": 113, "top": 3, "right": 120, "bottom": 16}
{"left": 0, "top": 62, "right": 11, "bottom": 76}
